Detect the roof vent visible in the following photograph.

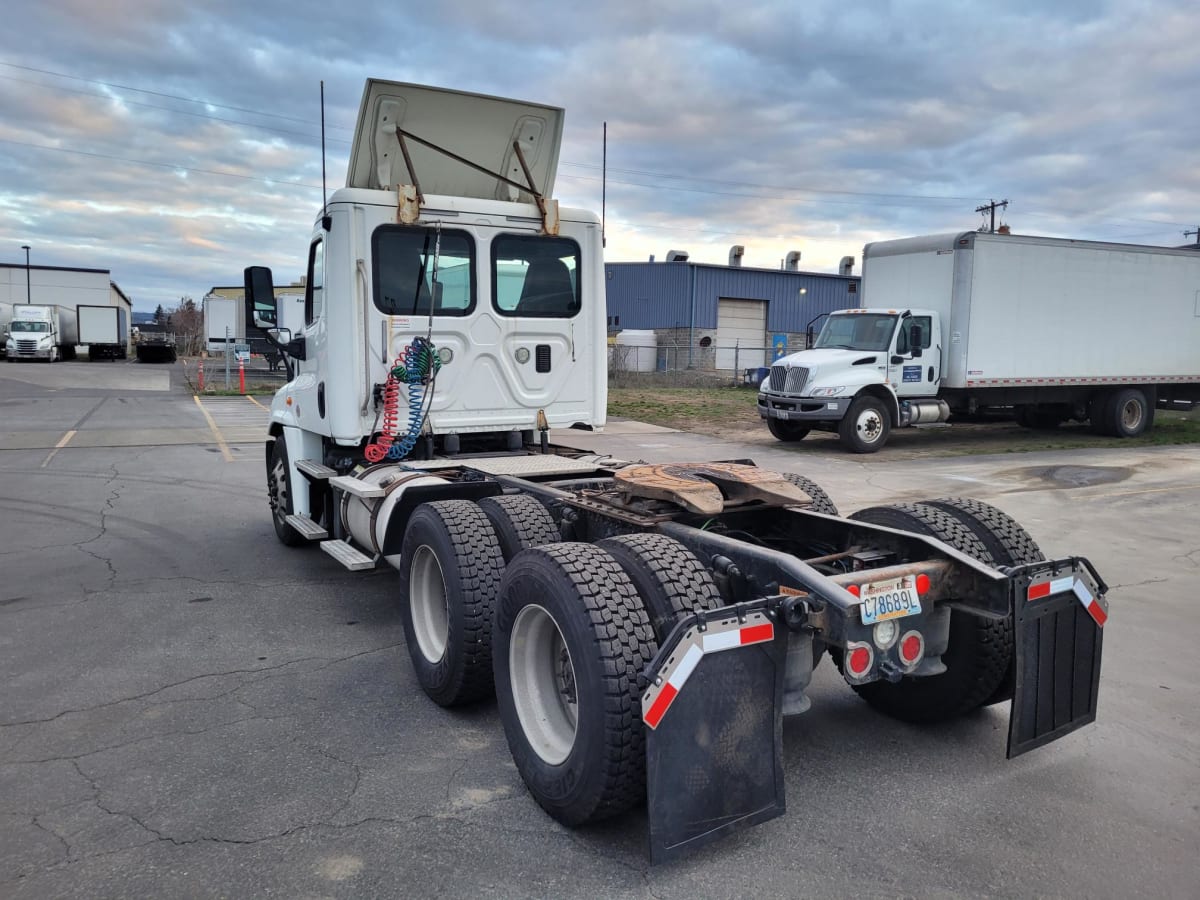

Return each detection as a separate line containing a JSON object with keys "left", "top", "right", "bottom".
{"left": 728, "top": 245, "right": 744, "bottom": 267}
{"left": 839, "top": 256, "right": 855, "bottom": 275}
{"left": 785, "top": 250, "right": 802, "bottom": 271}
{"left": 666, "top": 249, "right": 690, "bottom": 263}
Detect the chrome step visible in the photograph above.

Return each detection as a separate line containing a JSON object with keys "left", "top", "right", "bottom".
{"left": 320, "top": 540, "right": 376, "bottom": 571}
{"left": 284, "top": 514, "right": 328, "bottom": 540}
{"left": 295, "top": 459, "right": 338, "bottom": 480}
{"left": 328, "top": 475, "right": 385, "bottom": 499}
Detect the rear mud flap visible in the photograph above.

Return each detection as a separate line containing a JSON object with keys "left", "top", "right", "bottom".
{"left": 1008, "top": 559, "right": 1107, "bottom": 758}
{"left": 641, "top": 606, "right": 787, "bottom": 863}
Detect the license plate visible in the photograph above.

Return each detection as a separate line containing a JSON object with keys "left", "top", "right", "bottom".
{"left": 774, "top": 409, "right": 789, "bottom": 420}
{"left": 858, "top": 575, "right": 923, "bottom": 624}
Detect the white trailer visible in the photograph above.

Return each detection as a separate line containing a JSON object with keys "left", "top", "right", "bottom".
{"left": 240, "top": 80, "right": 1110, "bottom": 861}
{"left": 5, "top": 304, "right": 78, "bottom": 362}
{"left": 759, "top": 231, "right": 1200, "bottom": 451}
{"left": 203, "top": 296, "right": 242, "bottom": 354}
{"left": 77, "top": 304, "right": 129, "bottom": 360}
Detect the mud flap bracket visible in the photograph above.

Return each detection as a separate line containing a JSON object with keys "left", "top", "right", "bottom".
{"left": 642, "top": 604, "right": 787, "bottom": 863}
{"left": 1007, "top": 557, "right": 1107, "bottom": 759}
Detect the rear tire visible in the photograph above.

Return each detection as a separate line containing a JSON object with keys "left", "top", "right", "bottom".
{"left": 780, "top": 472, "right": 839, "bottom": 516}
{"left": 398, "top": 501, "right": 505, "bottom": 706}
{"left": 597, "top": 533, "right": 722, "bottom": 642}
{"left": 847, "top": 503, "right": 1011, "bottom": 722}
{"left": 267, "top": 440, "right": 306, "bottom": 547}
{"left": 494, "top": 543, "right": 657, "bottom": 826}
{"left": 838, "top": 395, "right": 890, "bottom": 453}
{"left": 1109, "top": 387, "right": 1152, "bottom": 437}
{"left": 767, "top": 418, "right": 810, "bottom": 442}
{"left": 478, "top": 494, "right": 560, "bottom": 563}
{"left": 920, "top": 498, "right": 1045, "bottom": 706}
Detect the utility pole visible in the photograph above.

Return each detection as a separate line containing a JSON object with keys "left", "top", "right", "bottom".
{"left": 1185, "top": 227, "right": 1200, "bottom": 246}
{"left": 20, "top": 245, "right": 31, "bottom": 303}
{"left": 975, "top": 199, "right": 1009, "bottom": 233}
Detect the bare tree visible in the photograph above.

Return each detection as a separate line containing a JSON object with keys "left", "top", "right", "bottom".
{"left": 166, "top": 297, "right": 204, "bottom": 356}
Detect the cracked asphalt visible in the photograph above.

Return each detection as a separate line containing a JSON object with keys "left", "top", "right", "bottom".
{"left": 1, "top": 362, "right": 1197, "bottom": 899}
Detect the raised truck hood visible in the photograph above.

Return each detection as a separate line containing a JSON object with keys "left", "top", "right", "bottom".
{"left": 347, "top": 79, "right": 564, "bottom": 202}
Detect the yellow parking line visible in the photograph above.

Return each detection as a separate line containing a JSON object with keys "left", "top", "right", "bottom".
{"left": 39, "top": 429, "right": 76, "bottom": 468}
{"left": 245, "top": 394, "right": 269, "bottom": 410}
{"left": 193, "top": 395, "right": 233, "bottom": 462}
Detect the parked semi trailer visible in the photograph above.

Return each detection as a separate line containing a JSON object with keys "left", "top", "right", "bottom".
{"left": 5, "top": 303, "right": 77, "bottom": 362}
{"left": 759, "top": 231, "right": 1200, "bottom": 452}
{"left": 77, "top": 304, "right": 129, "bottom": 360}
{"left": 244, "top": 80, "right": 1109, "bottom": 861}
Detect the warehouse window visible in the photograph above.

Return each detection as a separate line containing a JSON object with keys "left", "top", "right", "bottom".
{"left": 848, "top": 282, "right": 858, "bottom": 294}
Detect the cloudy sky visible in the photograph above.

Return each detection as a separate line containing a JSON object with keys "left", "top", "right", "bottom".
{"left": 1, "top": 0, "right": 1197, "bottom": 312}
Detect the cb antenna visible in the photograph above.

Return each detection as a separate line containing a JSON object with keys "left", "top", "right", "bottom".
{"left": 320, "top": 80, "right": 331, "bottom": 231}
{"left": 601, "top": 121, "right": 607, "bottom": 249}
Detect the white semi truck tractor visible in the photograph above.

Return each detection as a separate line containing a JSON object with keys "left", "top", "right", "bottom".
{"left": 759, "top": 231, "right": 1200, "bottom": 452}
{"left": 6, "top": 304, "right": 78, "bottom": 362}
{"left": 243, "top": 80, "right": 1110, "bottom": 861}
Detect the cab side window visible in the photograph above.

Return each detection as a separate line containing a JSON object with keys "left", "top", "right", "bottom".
{"left": 305, "top": 239, "right": 324, "bottom": 326}
{"left": 897, "top": 316, "right": 932, "bottom": 354}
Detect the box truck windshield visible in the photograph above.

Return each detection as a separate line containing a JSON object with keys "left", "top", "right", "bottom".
{"left": 814, "top": 313, "right": 897, "bottom": 351}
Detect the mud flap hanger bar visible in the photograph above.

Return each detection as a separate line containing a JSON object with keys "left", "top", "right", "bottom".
{"left": 393, "top": 126, "right": 560, "bottom": 235}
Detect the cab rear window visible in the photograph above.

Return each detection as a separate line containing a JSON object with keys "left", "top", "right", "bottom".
{"left": 372, "top": 226, "right": 475, "bottom": 316}
{"left": 492, "top": 234, "right": 581, "bottom": 318}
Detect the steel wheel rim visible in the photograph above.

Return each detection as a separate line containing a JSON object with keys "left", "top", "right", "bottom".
{"left": 409, "top": 545, "right": 449, "bottom": 664}
{"left": 509, "top": 604, "right": 578, "bottom": 765}
{"left": 269, "top": 455, "right": 288, "bottom": 522}
{"left": 1120, "top": 399, "right": 1143, "bottom": 431}
{"left": 856, "top": 406, "right": 884, "bottom": 443}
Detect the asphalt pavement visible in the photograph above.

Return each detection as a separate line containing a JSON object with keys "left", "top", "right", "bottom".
{"left": 1, "top": 361, "right": 1197, "bottom": 898}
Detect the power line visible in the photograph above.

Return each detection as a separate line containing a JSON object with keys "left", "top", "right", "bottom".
{"left": 0, "top": 73, "right": 349, "bottom": 145}
{"left": 0, "top": 60, "right": 320, "bottom": 126}
{"left": 0, "top": 137, "right": 324, "bottom": 190}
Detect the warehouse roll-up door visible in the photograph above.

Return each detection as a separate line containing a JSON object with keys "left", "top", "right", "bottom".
{"left": 715, "top": 298, "right": 766, "bottom": 370}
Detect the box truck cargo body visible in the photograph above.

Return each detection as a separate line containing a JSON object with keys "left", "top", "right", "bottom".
{"left": 77, "top": 304, "right": 129, "bottom": 360}
{"left": 5, "top": 304, "right": 78, "bottom": 362}
{"left": 759, "top": 231, "right": 1200, "bottom": 451}
{"left": 204, "top": 296, "right": 242, "bottom": 354}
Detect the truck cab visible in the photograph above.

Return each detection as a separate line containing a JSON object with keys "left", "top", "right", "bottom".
{"left": 758, "top": 307, "right": 944, "bottom": 452}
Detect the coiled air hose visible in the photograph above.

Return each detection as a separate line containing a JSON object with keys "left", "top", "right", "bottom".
{"left": 365, "top": 337, "right": 441, "bottom": 463}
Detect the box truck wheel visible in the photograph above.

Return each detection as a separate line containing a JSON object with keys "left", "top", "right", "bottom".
{"left": 478, "top": 494, "right": 560, "bottom": 564}
{"left": 494, "top": 543, "right": 657, "bottom": 826}
{"left": 767, "top": 418, "right": 810, "bottom": 442}
{"left": 1109, "top": 387, "right": 1153, "bottom": 437}
{"left": 845, "top": 504, "right": 1011, "bottom": 722}
{"left": 920, "top": 498, "right": 1045, "bottom": 706}
{"left": 398, "top": 500, "right": 505, "bottom": 706}
{"left": 781, "top": 472, "right": 839, "bottom": 516}
{"left": 839, "top": 395, "right": 890, "bottom": 453}
{"left": 598, "top": 533, "right": 722, "bottom": 642}
{"left": 266, "top": 440, "right": 306, "bottom": 547}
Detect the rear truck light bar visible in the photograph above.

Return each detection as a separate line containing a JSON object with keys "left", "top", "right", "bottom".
{"left": 639, "top": 555, "right": 1107, "bottom": 862}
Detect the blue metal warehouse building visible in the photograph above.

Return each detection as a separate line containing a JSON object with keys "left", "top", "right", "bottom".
{"left": 604, "top": 249, "right": 862, "bottom": 370}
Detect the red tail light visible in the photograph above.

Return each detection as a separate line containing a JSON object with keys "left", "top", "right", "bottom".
{"left": 898, "top": 631, "right": 924, "bottom": 668}
{"left": 845, "top": 641, "right": 874, "bottom": 679}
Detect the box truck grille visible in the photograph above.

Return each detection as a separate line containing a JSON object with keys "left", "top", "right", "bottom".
{"left": 769, "top": 365, "right": 808, "bottom": 394}
{"left": 16, "top": 339, "right": 38, "bottom": 354}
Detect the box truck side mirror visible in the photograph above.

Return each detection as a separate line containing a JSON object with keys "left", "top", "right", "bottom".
{"left": 244, "top": 266, "right": 277, "bottom": 329}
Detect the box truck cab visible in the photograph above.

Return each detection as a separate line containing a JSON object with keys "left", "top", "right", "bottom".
{"left": 6, "top": 304, "right": 78, "bottom": 362}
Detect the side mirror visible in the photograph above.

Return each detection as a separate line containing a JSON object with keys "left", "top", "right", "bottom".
{"left": 909, "top": 324, "right": 923, "bottom": 349}
{"left": 269, "top": 327, "right": 292, "bottom": 343}
{"left": 244, "top": 266, "right": 277, "bottom": 329}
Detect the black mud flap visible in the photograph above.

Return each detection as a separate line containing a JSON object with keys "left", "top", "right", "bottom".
{"left": 641, "top": 604, "right": 787, "bottom": 864}
{"left": 1007, "top": 558, "right": 1108, "bottom": 759}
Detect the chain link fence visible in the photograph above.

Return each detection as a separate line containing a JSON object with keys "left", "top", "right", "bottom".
{"left": 608, "top": 339, "right": 803, "bottom": 388}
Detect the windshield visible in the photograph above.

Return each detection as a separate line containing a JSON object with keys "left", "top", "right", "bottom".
{"left": 814, "top": 314, "right": 897, "bottom": 351}
{"left": 11, "top": 321, "right": 50, "bottom": 333}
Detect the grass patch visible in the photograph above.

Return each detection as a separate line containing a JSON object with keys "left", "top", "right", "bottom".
{"left": 608, "top": 386, "right": 759, "bottom": 429}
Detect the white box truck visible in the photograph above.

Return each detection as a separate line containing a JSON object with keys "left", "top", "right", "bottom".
{"left": 759, "top": 231, "right": 1200, "bottom": 451}
{"left": 5, "top": 304, "right": 78, "bottom": 362}
{"left": 203, "top": 295, "right": 242, "bottom": 354}
{"left": 236, "top": 81, "right": 1110, "bottom": 860}
{"left": 77, "top": 304, "right": 129, "bottom": 360}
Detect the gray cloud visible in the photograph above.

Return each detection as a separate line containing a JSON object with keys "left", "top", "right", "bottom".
{"left": 0, "top": 0, "right": 1196, "bottom": 310}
